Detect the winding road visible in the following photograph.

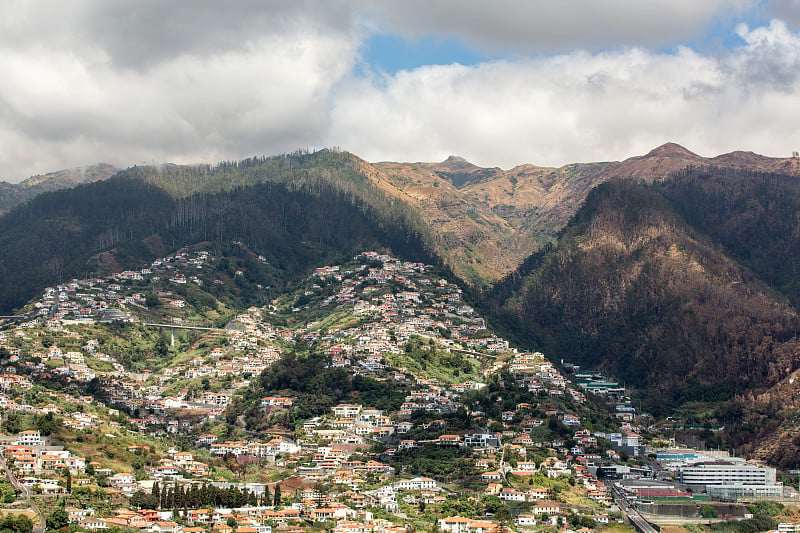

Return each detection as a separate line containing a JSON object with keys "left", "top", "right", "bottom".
{"left": 0, "top": 449, "right": 45, "bottom": 533}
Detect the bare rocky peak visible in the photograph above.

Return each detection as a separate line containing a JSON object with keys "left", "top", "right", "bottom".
{"left": 643, "top": 142, "right": 703, "bottom": 160}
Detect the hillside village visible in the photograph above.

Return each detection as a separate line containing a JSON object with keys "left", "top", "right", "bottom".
{"left": 0, "top": 248, "right": 795, "bottom": 533}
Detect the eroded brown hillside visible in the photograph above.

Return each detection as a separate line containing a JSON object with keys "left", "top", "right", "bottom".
{"left": 369, "top": 143, "right": 800, "bottom": 286}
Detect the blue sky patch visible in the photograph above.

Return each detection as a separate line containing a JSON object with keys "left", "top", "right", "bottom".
{"left": 360, "top": 33, "right": 491, "bottom": 74}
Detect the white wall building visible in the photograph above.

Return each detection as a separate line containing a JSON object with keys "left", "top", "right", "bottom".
{"left": 15, "top": 430, "right": 45, "bottom": 447}
{"left": 677, "top": 461, "right": 776, "bottom": 488}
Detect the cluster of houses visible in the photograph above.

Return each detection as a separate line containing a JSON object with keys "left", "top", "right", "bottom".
{"left": 2, "top": 430, "right": 85, "bottom": 489}
{"left": 17, "top": 250, "right": 214, "bottom": 326}
{"left": 206, "top": 438, "right": 300, "bottom": 459}
{"left": 307, "top": 252, "right": 503, "bottom": 367}
{"left": 0, "top": 249, "right": 647, "bottom": 532}
{"left": 63, "top": 506, "right": 411, "bottom": 533}
{"left": 507, "top": 353, "right": 585, "bottom": 403}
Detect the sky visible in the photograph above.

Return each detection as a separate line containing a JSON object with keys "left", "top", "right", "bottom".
{"left": 2, "top": 1, "right": 800, "bottom": 182}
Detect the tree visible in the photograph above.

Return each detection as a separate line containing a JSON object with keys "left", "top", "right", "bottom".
{"left": 36, "top": 412, "right": 59, "bottom": 436}
{"left": 482, "top": 496, "right": 504, "bottom": 515}
{"left": 494, "top": 504, "right": 510, "bottom": 527}
{"left": 46, "top": 505, "right": 70, "bottom": 531}
{"left": 130, "top": 490, "right": 159, "bottom": 510}
{"left": 188, "top": 484, "right": 200, "bottom": 508}
{"left": 0, "top": 513, "right": 33, "bottom": 533}
{"left": 273, "top": 484, "right": 281, "bottom": 507}
{"left": 171, "top": 482, "right": 180, "bottom": 509}
{"left": 145, "top": 293, "right": 159, "bottom": 308}
{"left": 63, "top": 467, "right": 72, "bottom": 494}
{"left": 151, "top": 480, "right": 160, "bottom": 506}
{"left": 173, "top": 482, "right": 183, "bottom": 509}
{"left": 0, "top": 481, "right": 16, "bottom": 504}
{"left": 700, "top": 504, "right": 718, "bottom": 518}
{"left": 155, "top": 332, "right": 169, "bottom": 357}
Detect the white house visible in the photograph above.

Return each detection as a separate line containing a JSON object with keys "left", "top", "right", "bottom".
{"left": 15, "top": 430, "right": 45, "bottom": 447}
{"left": 499, "top": 488, "right": 526, "bottom": 502}
{"left": 393, "top": 477, "right": 439, "bottom": 491}
{"left": 516, "top": 515, "right": 538, "bottom": 527}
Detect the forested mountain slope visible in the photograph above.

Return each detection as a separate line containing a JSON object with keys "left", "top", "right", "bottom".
{"left": 656, "top": 167, "right": 800, "bottom": 308}
{"left": 0, "top": 163, "right": 118, "bottom": 214}
{"left": 487, "top": 178, "right": 800, "bottom": 414}
{"left": 0, "top": 171, "right": 437, "bottom": 314}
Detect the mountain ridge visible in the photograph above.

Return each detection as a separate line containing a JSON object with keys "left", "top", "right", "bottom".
{"left": 5, "top": 144, "right": 798, "bottom": 288}
{"left": 373, "top": 143, "right": 800, "bottom": 285}
{"left": 4, "top": 142, "right": 799, "bottom": 305}
{"left": 0, "top": 163, "right": 119, "bottom": 214}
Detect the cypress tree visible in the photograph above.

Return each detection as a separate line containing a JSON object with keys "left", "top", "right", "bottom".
{"left": 63, "top": 468, "right": 72, "bottom": 494}
{"left": 173, "top": 482, "right": 182, "bottom": 509}
{"left": 189, "top": 484, "right": 199, "bottom": 509}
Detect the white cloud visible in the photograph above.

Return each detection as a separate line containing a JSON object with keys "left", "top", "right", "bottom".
{"left": 0, "top": 24, "right": 359, "bottom": 179}
{"left": 0, "top": 0, "right": 359, "bottom": 69}
{"left": 730, "top": 20, "right": 800, "bottom": 90}
{"left": 0, "top": 2, "right": 799, "bottom": 181}
{"left": 326, "top": 20, "right": 800, "bottom": 168}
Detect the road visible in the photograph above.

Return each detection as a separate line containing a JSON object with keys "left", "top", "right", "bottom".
{"left": 143, "top": 323, "right": 228, "bottom": 332}
{"left": 626, "top": 507, "right": 659, "bottom": 533}
{"left": 612, "top": 484, "right": 659, "bottom": 533}
{"left": 0, "top": 449, "right": 45, "bottom": 533}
